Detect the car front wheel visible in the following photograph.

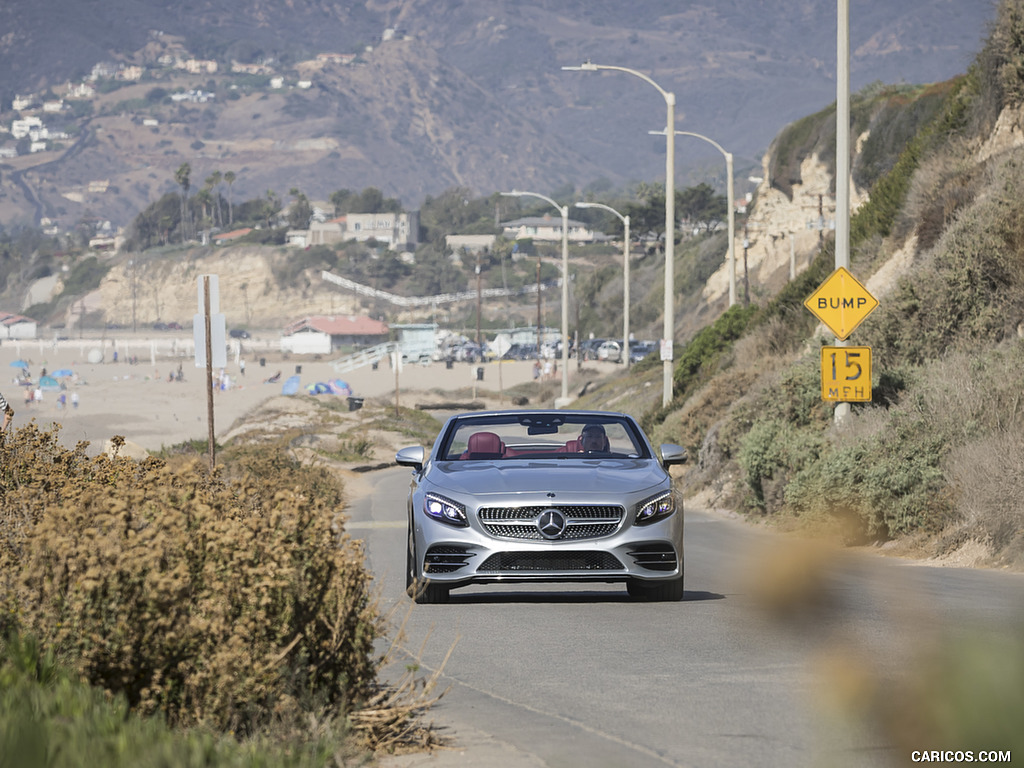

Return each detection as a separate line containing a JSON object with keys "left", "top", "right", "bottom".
{"left": 406, "top": 526, "right": 449, "bottom": 604}
{"left": 627, "top": 573, "right": 684, "bottom": 602}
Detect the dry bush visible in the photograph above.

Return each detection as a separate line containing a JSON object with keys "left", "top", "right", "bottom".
{"left": 897, "top": 145, "right": 980, "bottom": 250}
{"left": 947, "top": 430, "right": 1024, "bottom": 567}
{"left": 0, "top": 424, "right": 381, "bottom": 739}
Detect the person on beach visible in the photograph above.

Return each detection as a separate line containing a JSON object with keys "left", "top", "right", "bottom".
{"left": 1, "top": 390, "right": 13, "bottom": 430}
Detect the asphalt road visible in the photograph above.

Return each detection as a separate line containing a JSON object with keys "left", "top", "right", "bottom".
{"left": 348, "top": 466, "right": 1024, "bottom": 768}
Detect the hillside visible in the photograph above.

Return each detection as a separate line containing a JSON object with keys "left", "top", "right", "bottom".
{"left": 572, "top": 1, "right": 1024, "bottom": 571}
{"left": 0, "top": 0, "right": 995, "bottom": 231}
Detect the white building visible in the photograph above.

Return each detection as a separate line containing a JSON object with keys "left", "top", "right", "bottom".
{"left": 11, "top": 116, "right": 43, "bottom": 139}
{"left": 501, "top": 215, "right": 598, "bottom": 243}
{"left": 307, "top": 211, "right": 419, "bottom": 249}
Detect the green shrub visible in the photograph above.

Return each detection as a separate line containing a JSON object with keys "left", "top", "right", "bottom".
{"left": 0, "top": 633, "right": 357, "bottom": 768}
{"left": 735, "top": 358, "right": 831, "bottom": 513}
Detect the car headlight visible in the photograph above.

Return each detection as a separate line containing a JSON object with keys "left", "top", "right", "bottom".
{"left": 635, "top": 491, "right": 675, "bottom": 525}
{"left": 424, "top": 493, "right": 468, "bottom": 527}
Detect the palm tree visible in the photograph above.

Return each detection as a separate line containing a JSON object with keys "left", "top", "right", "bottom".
{"left": 175, "top": 162, "right": 191, "bottom": 242}
{"left": 224, "top": 171, "right": 236, "bottom": 225}
{"left": 195, "top": 188, "right": 213, "bottom": 234}
{"left": 206, "top": 171, "right": 223, "bottom": 227}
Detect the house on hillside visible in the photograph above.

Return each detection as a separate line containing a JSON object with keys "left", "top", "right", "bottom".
{"left": 306, "top": 211, "right": 419, "bottom": 249}
{"left": 501, "top": 215, "right": 598, "bottom": 243}
{"left": 445, "top": 234, "right": 497, "bottom": 256}
{"left": 0, "top": 312, "right": 37, "bottom": 340}
{"left": 213, "top": 228, "right": 252, "bottom": 245}
{"left": 280, "top": 315, "right": 388, "bottom": 355}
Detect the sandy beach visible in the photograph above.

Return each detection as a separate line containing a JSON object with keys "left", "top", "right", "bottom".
{"left": 1, "top": 335, "right": 595, "bottom": 454}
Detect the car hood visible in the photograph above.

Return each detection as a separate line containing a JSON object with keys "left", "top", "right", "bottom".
{"left": 429, "top": 458, "right": 668, "bottom": 498}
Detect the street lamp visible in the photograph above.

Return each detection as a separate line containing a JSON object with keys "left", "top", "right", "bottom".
{"left": 574, "top": 202, "right": 631, "bottom": 369}
{"left": 650, "top": 129, "right": 736, "bottom": 307}
{"left": 563, "top": 61, "right": 675, "bottom": 407}
{"left": 500, "top": 190, "right": 570, "bottom": 405}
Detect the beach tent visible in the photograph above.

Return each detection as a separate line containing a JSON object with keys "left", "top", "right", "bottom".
{"left": 281, "top": 375, "right": 301, "bottom": 395}
{"left": 305, "top": 382, "right": 332, "bottom": 395}
{"left": 329, "top": 379, "right": 352, "bottom": 396}
{"left": 39, "top": 375, "right": 62, "bottom": 391}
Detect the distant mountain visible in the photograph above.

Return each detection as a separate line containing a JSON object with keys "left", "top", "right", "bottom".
{"left": 0, "top": 0, "right": 996, "bottom": 229}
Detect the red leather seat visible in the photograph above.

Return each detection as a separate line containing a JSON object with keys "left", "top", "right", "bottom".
{"left": 461, "top": 431, "right": 505, "bottom": 460}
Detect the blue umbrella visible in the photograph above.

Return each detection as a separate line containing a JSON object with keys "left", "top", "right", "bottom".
{"left": 52, "top": 368, "right": 74, "bottom": 378}
{"left": 9, "top": 360, "right": 28, "bottom": 369}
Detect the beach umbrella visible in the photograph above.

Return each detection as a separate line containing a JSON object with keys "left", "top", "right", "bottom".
{"left": 52, "top": 368, "right": 74, "bottom": 378}
{"left": 329, "top": 379, "right": 352, "bottom": 396}
{"left": 9, "top": 360, "right": 28, "bottom": 369}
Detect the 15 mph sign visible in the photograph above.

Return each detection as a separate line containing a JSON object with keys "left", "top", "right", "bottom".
{"left": 803, "top": 266, "right": 879, "bottom": 340}
{"left": 821, "top": 346, "right": 872, "bottom": 402}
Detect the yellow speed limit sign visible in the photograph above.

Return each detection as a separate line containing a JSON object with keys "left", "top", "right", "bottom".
{"left": 821, "top": 346, "right": 872, "bottom": 402}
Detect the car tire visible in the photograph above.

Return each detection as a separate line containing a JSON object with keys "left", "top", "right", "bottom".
{"left": 406, "top": 527, "right": 450, "bottom": 604}
{"left": 627, "top": 573, "right": 684, "bottom": 602}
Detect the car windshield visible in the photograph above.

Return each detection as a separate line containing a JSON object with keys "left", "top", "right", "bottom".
{"left": 439, "top": 414, "right": 650, "bottom": 460}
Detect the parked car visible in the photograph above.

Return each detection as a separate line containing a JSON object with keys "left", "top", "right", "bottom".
{"left": 229, "top": 329, "right": 251, "bottom": 339}
{"left": 597, "top": 340, "right": 623, "bottom": 363}
{"left": 629, "top": 340, "right": 658, "bottom": 364}
{"left": 395, "top": 409, "right": 688, "bottom": 603}
{"left": 580, "top": 338, "right": 606, "bottom": 361}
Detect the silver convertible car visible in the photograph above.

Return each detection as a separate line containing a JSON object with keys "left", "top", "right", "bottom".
{"left": 395, "top": 410, "right": 688, "bottom": 603}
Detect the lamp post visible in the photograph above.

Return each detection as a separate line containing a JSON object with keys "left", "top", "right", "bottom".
{"left": 650, "top": 130, "right": 736, "bottom": 307}
{"left": 563, "top": 61, "right": 675, "bottom": 407}
{"left": 574, "top": 202, "right": 631, "bottom": 369}
{"left": 501, "top": 190, "right": 570, "bottom": 405}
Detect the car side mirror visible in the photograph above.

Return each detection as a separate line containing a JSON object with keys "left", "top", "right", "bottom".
{"left": 395, "top": 445, "right": 425, "bottom": 471}
{"left": 659, "top": 443, "right": 687, "bottom": 467}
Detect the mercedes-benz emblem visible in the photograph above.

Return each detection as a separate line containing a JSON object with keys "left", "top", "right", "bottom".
{"left": 537, "top": 508, "right": 566, "bottom": 539}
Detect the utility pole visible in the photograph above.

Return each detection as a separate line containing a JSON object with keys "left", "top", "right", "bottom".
{"left": 476, "top": 251, "right": 482, "bottom": 349}
{"left": 742, "top": 222, "right": 751, "bottom": 305}
{"left": 536, "top": 256, "right": 542, "bottom": 360}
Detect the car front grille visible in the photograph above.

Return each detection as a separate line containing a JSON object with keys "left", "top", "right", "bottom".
{"left": 478, "top": 504, "right": 624, "bottom": 541}
{"left": 477, "top": 551, "right": 624, "bottom": 572}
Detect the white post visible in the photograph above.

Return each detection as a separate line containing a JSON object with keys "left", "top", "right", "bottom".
{"left": 623, "top": 214, "right": 630, "bottom": 368}
{"left": 501, "top": 190, "right": 572, "bottom": 406}
{"left": 835, "top": 0, "right": 851, "bottom": 423}
{"left": 663, "top": 95, "right": 675, "bottom": 407}
{"left": 563, "top": 62, "right": 676, "bottom": 406}
{"left": 559, "top": 204, "right": 570, "bottom": 404}
{"left": 726, "top": 152, "right": 736, "bottom": 306}
{"left": 575, "top": 201, "right": 631, "bottom": 369}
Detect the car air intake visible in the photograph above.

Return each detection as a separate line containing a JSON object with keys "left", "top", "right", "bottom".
{"left": 424, "top": 545, "right": 473, "bottom": 573}
{"left": 477, "top": 551, "right": 624, "bottom": 572}
{"left": 626, "top": 544, "right": 678, "bottom": 571}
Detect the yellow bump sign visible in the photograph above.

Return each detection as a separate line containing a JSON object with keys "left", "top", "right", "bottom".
{"left": 821, "top": 346, "right": 872, "bottom": 402}
{"left": 804, "top": 267, "right": 879, "bottom": 340}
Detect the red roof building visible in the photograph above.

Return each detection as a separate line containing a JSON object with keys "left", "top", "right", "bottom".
{"left": 281, "top": 314, "right": 389, "bottom": 354}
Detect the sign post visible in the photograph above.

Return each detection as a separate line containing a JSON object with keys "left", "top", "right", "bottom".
{"left": 194, "top": 275, "right": 227, "bottom": 470}
{"left": 804, "top": 267, "right": 879, "bottom": 408}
